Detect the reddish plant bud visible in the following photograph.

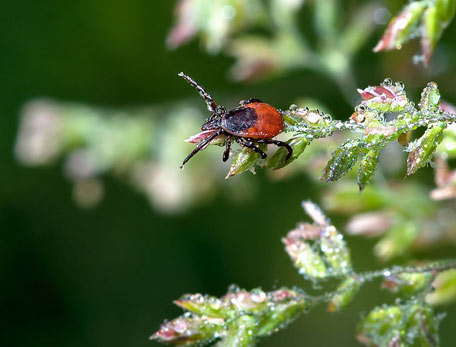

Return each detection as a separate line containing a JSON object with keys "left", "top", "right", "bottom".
{"left": 373, "top": 2, "right": 427, "bottom": 53}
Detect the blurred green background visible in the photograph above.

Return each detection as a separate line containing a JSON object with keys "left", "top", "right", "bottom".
{"left": 1, "top": 1, "right": 456, "bottom": 346}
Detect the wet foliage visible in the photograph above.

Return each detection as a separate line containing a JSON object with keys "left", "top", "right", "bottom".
{"left": 152, "top": 202, "right": 456, "bottom": 346}
{"left": 183, "top": 79, "right": 456, "bottom": 192}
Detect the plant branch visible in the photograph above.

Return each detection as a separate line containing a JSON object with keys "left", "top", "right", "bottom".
{"left": 152, "top": 201, "right": 456, "bottom": 346}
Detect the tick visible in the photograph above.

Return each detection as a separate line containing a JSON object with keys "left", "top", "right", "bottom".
{"left": 179, "top": 72, "right": 292, "bottom": 168}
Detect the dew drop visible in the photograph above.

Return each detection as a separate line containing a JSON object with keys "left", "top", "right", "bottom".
{"left": 413, "top": 54, "right": 425, "bottom": 65}
{"left": 374, "top": 7, "right": 390, "bottom": 25}
{"left": 395, "top": 81, "right": 405, "bottom": 89}
{"left": 382, "top": 78, "right": 393, "bottom": 86}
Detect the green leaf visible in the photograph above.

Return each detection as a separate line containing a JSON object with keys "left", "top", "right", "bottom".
{"left": 419, "top": 82, "right": 441, "bottom": 111}
{"left": 407, "top": 122, "right": 446, "bottom": 176}
{"left": 283, "top": 226, "right": 328, "bottom": 279}
{"left": 422, "top": 5, "right": 441, "bottom": 65}
{"left": 226, "top": 147, "right": 261, "bottom": 178}
{"left": 267, "top": 136, "right": 307, "bottom": 169}
{"left": 435, "top": 0, "right": 456, "bottom": 23}
{"left": 257, "top": 289, "right": 307, "bottom": 337}
{"left": 426, "top": 269, "right": 456, "bottom": 306}
{"left": 175, "top": 294, "right": 230, "bottom": 319}
{"left": 357, "top": 302, "right": 441, "bottom": 346}
{"left": 357, "top": 147, "right": 381, "bottom": 191}
{"left": 321, "top": 140, "right": 362, "bottom": 182}
{"left": 217, "top": 315, "right": 257, "bottom": 347}
{"left": 327, "top": 276, "right": 362, "bottom": 312}
{"left": 319, "top": 226, "right": 352, "bottom": 275}
{"left": 382, "top": 272, "right": 433, "bottom": 297}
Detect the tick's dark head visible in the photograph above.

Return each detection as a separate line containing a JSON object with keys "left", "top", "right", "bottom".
{"left": 201, "top": 114, "right": 222, "bottom": 130}
{"left": 201, "top": 105, "right": 226, "bottom": 130}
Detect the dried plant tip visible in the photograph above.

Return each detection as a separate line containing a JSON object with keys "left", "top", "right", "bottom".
{"left": 302, "top": 200, "right": 328, "bottom": 226}
{"left": 185, "top": 129, "right": 221, "bottom": 144}
{"left": 166, "top": 0, "right": 198, "bottom": 49}
{"left": 398, "top": 131, "right": 412, "bottom": 146}
{"left": 294, "top": 223, "right": 323, "bottom": 240}
{"left": 346, "top": 212, "right": 392, "bottom": 237}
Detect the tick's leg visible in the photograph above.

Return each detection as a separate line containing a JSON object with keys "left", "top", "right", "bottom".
{"left": 235, "top": 138, "right": 267, "bottom": 159}
{"left": 223, "top": 135, "right": 232, "bottom": 162}
{"left": 178, "top": 72, "right": 217, "bottom": 112}
{"left": 180, "top": 129, "right": 223, "bottom": 169}
{"left": 256, "top": 139, "right": 293, "bottom": 160}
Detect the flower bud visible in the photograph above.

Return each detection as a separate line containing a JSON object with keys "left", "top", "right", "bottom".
{"left": 356, "top": 81, "right": 408, "bottom": 112}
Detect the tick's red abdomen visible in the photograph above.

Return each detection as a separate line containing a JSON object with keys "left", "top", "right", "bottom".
{"left": 245, "top": 103, "right": 284, "bottom": 138}
{"left": 222, "top": 102, "right": 284, "bottom": 139}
